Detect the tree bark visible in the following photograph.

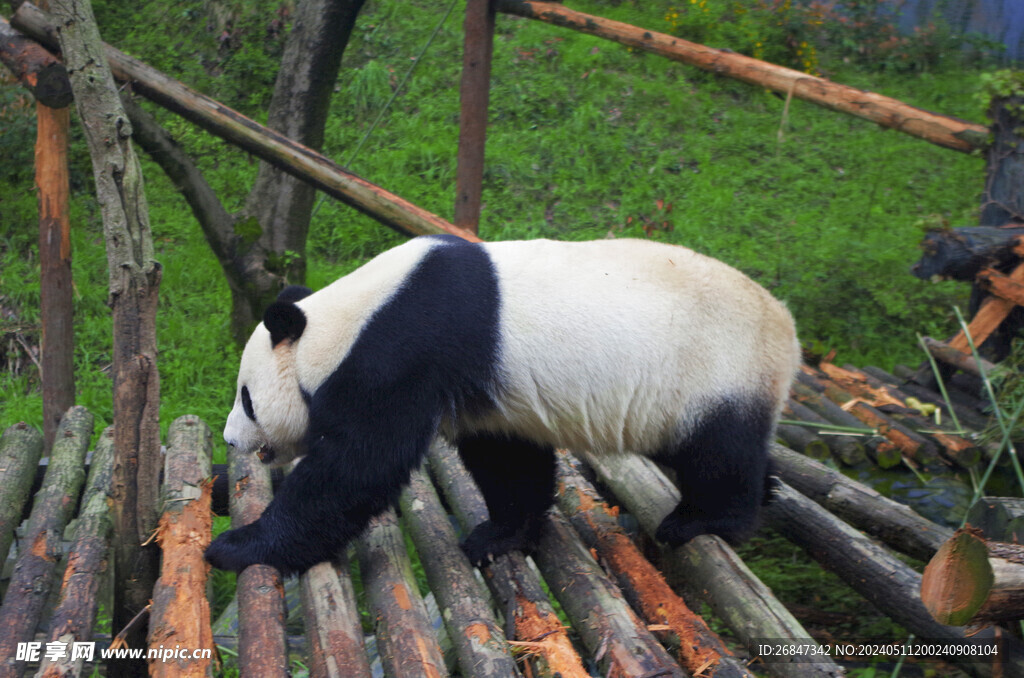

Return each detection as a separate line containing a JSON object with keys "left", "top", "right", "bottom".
{"left": 226, "top": 443, "right": 289, "bottom": 677}
{"left": 454, "top": 0, "right": 495, "bottom": 234}
{"left": 36, "top": 426, "right": 114, "bottom": 678}
{"left": 494, "top": 0, "right": 989, "bottom": 153}
{"left": 0, "top": 16, "right": 71, "bottom": 107}
{"left": 235, "top": 0, "right": 367, "bottom": 337}
{"left": 355, "top": 508, "right": 449, "bottom": 678}
{"left": 46, "top": 0, "right": 162, "bottom": 668}
{"left": 0, "top": 422, "right": 44, "bottom": 565}
{"left": 555, "top": 452, "right": 753, "bottom": 678}
{"left": 770, "top": 443, "right": 952, "bottom": 562}
{"left": 148, "top": 416, "right": 214, "bottom": 678}
{"left": 300, "top": 553, "right": 373, "bottom": 678}
{"left": 0, "top": 406, "right": 93, "bottom": 678}
{"left": 967, "top": 497, "right": 1024, "bottom": 543}
{"left": 583, "top": 452, "right": 840, "bottom": 678}
{"left": 427, "top": 442, "right": 590, "bottom": 678}
{"left": 912, "top": 225, "right": 1024, "bottom": 283}
{"left": 399, "top": 468, "right": 520, "bottom": 678}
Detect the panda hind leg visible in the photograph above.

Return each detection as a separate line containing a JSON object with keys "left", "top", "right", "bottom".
{"left": 457, "top": 433, "right": 555, "bottom": 565}
{"left": 655, "top": 398, "right": 776, "bottom": 547}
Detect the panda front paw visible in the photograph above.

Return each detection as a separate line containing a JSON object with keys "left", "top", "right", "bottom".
{"left": 205, "top": 522, "right": 270, "bottom": 573}
{"left": 461, "top": 520, "right": 542, "bottom": 566}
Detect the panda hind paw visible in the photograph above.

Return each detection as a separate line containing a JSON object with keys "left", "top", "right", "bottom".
{"left": 461, "top": 520, "right": 542, "bottom": 566}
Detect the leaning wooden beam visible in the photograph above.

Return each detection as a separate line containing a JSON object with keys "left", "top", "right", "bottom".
{"left": 11, "top": 3, "right": 480, "bottom": 244}
{"left": 535, "top": 508, "right": 686, "bottom": 677}
{"left": 922, "top": 336, "right": 997, "bottom": 377}
{"left": 0, "top": 406, "right": 93, "bottom": 678}
{"left": 225, "top": 443, "right": 289, "bottom": 677}
{"left": 427, "top": 442, "right": 589, "bottom": 678}
{"left": 0, "top": 422, "right": 44, "bottom": 565}
{"left": 767, "top": 483, "right": 1017, "bottom": 678}
{"left": 36, "top": 427, "right": 114, "bottom": 678}
{"left": 770, "top": 443, "right": 952, "bottom": 563}
{"left": 494, "top": 0, "right": 988, "bottom": 153}
{"left": 300, "top": 553, "right": 373, "bottom": 678}
{"left": 584, "top": 452, "right": 839, "bottom": 678}
{"left": 922, "top": 527, "right": 1024, "bottom": 626}
{"left": 355, "top": 509, "right": 449, "bottom": 678}
{"left": 398, "top": 468, "right": 520, "bottom": 678}
{"left": 0, "top": 16, "right": 71, "bottom": 107}
{"left": 148, "top": 416, "right": 215, "bottom": 678}
{"left": 555, "top": 452, "right": 753, "bottom": 678}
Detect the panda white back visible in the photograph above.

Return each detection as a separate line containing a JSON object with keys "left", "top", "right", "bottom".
{"left": 463, "top": 238, "right": 799, "bottom": 458}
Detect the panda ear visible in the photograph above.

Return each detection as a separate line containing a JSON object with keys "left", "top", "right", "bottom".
{"left": 277, "top": 285, "right": 313, "bottom": 304}
{"left": 264, "top": 301, "right": 307, "bottom": 347}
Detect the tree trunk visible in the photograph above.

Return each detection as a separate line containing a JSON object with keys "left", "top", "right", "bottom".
{"left": 0, "top": 407, "right": 92, "bottom": 678}
{"left": 36, "top": 426, "right": 114, "bottom": 678}
{"left": 46, "top": 1, "right": 162, "bottom": 669}
{"left": 235, "top": 0, "right": 367, "bottom": 339}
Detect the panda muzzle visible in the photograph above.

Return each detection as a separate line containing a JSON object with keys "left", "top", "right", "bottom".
{"left": 256, "top": 443, "right": 276, "bottom": 464}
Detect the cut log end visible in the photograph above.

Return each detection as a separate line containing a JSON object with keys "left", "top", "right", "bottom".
{"left": 921, "top": 527, "right": 994, "bottom": 626}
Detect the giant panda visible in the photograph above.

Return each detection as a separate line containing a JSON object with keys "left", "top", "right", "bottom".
{"left": 205, "top": 235, "right": 801, "bottom": 575}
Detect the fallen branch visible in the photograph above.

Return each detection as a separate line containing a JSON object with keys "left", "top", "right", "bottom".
{"left": 0, "top": 15, "right": 70, "bottom": 107}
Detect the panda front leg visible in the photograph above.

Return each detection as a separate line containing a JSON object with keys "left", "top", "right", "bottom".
{"left": 205, "top": 448, "right": 397, "bottom": 576}
{"left": 457, "top": 433, "right": 556, "bottom": 565}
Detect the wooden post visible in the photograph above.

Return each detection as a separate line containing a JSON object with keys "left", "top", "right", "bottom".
{"left": 454, "top": 0, "right": 495, "bottom": 234}
{"left": 300, "top": 554, "right": 373, "bottom": 678}
{"left": 46, "top": 0, "right": 162, "bottom": 669}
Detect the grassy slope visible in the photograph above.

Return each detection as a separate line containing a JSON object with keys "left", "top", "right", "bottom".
{"left": 0, "top": 0, "right": 983, "bottom": 440}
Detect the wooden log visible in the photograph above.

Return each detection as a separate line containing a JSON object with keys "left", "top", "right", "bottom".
{"left": 148, "top": 416, "right": 214, "bottom": 678}
{"left": 0, "top": 406, "right": 93, "bottom": 678}
{"left": 225, "top": 443, "right": 288, "bottom": 677}
{"left": 555, "top": 453, "right": 753, "bottom": 678}
{"left": 858, "top": 365, "right": 990, "bottom": 433}
{"left": 36, "top": 426, "right": 114, "bottom": 678}
{"left": 453, "top": 0, "right": 495, "bottom": 234}
{"left": 784, "top": 399, "right": 866, "bottom": 466}
{"left": 583, "top": 452, "right": 840, "bottom": 678}
{"left": 923, "top": 337, "right": 997, "bottom": 377}
{"left": 300, "top": 553, "right": 373, "bottom": 678}
{"left": 821, "top": 363, "right": 981, "bottom": 468}
{"left": 802, "top": 369, "right": 941, "bottom": 465}
{"left": 427, "top": 442, "right": 589, "bottom": 678}
{"left": 11, "top": 2, "right": 481, "bottom": 245}
{"left": 0, "top": 422, "right": 44, "bottom": 564}
{"left": 967, "top": 497, "right": 1024, "bottom": 543}
{"left": 0, "top": 15, "right": 71, "bottom": 107}
{"left": 775, "top": 421, "right": 831, "bottom": 462}
{"left": 911, "top": 226, "right": 1024, "bottom": 283}
{"left": 494, "top": 0, "right": 989, "bottom": 153}
{"left": 790, "top": 382, "right": 901, "bottom": 468}
{"left": 355, "top": 508, "right": 449, "bottom": 678}
{"left": 766, "top": 483, "right": 1014, "bottom": 678}
{"left": 534, "top": 508, "right": 685, "bottom": 678}
{"left": 922, "top": 527, "right": 1024, "bottom": 627}
{"left": 769, "top": 443, "right": 952, "bottom": 562}
{"left": 398, "top": 468, "right": 520, "bottom": 678}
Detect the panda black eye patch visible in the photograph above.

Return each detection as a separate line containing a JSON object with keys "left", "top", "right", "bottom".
{"left": 241, "top": 386, "right": 256, "bottom": 422}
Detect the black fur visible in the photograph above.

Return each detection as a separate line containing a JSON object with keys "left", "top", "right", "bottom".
{"left": 206, "top": 235, "right": 501, "bottom": 575}
{"left": 457, "top": 433, "right": 556, "bottom": 565}
{"left": 654, "top": 397, "right": 775, "bottom": 546}
{"left": 264, "top": 301, "right": 307, "bottom": 347}
{"left": 277, "top": 285, "right": 313, "bottom": 304}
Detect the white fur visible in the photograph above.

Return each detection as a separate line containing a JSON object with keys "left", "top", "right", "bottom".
{"left": 225, "top": 237, "right": 800, "bottom": 464}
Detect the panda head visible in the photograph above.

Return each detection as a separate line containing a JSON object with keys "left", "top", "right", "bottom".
{"left": 224, "top": 286, "right": 313, "bottom": 466}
